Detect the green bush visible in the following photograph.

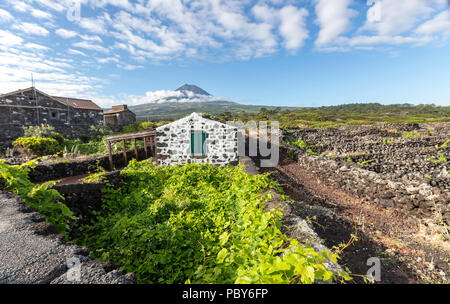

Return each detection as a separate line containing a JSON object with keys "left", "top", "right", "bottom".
{"left": 0, "top": 160, "right": 76, "bottom": 236}
{"left": 76, "top": 160, "right": 350, "bottom": 284}
{"left": 89, "top": 125, "right": 114, "bottom": 141}
{"left": 78, "top": 134, "right": 91, "bottom": 143}
{"left": 22, "top": 124, "right": 65, "bottom": 145}
{"left": 13, "top": 137, "right": 62, "bottom": 156}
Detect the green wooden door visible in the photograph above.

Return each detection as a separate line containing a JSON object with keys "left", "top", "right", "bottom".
{"left": 191, "top": 131, "right": 206, "bottom": 155}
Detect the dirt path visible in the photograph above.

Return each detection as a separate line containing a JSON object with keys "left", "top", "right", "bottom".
{"left": 255, "top": 153, "right": 449, "bottom": 284}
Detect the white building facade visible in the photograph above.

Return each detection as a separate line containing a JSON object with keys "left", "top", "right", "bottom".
{"left": 156, "top": 113, "right": 238, "bottom": 166}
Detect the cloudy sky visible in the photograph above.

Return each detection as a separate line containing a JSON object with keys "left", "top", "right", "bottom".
{"left": 0, "top": 0, "right": 449, "bottom": 107}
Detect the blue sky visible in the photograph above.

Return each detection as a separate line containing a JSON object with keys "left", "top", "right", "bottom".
{"left": 0, "top": 0, "right": 449, "bottom": 108}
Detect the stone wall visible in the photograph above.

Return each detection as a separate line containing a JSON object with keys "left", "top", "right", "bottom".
{"left": 1, "top": 147, "right": 152, "bottom": 183}
{"left": 279, "top": 144, "right": 449, "bottom": 223}
{"left": 156, "top": 113, "right": 238, "bottom": 166}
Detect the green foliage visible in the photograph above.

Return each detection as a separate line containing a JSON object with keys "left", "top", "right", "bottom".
{"left": 22, "top": 124, "right": 65, "bottom": 144}
{"left": 402, "top": 131, "right": 421, "bottom": 138}
{"left": 428, "top": 153, "right": 448, "bottom": 163}
{"left": 123, "top": 121, "right": 164, "bottom": 133}
{"left": 0, "top": 160, "right": 76, "bottom": 236}
{"left": 288, "top": 138, "right": 319, "bottom": 156}
{"left": 76, "top": 161, "right": 350, "bottom": 284}
{"left": 357, "top": 159, "right": 375, "bottom": 166}
{"left": 210, "top": 103, "right": 450, "bottom": 129}
{"left": 306, "top": 149, "right": 319, "bottom": 156}
{"left": 80, "top": 166, "right": 108, "bottom": 184}
{"left": 89, "top": 125, "right": 114, "bottom": 141}
{"left": 441, "top": 139, "right": 450, "bottom": 148}
{"left": 346, "top": 155, "right": 354, "bottom": 162}
{"left": 62, "top": 144, "right": 80, "bottom": 158}
{"left": 289, "top": 137, "right": 309, "bottom": 149}
{"left": 13, "top": 137, "right": 62, "bottom": 156}
{"left": 78, "top": 134, "right": 91, "bottom": 143}
{"left": 382, "top": 138, "right": 392, "bottom": 144}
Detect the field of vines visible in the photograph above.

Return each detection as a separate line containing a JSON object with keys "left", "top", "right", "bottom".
{"left": 75, "top": 160, "right": 350, "bottom": 284}
{"left": 0, "top": 158, "right": 351, "bottom": 284}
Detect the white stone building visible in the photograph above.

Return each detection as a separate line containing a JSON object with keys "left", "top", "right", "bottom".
{"left": 156, "top": 113, "right": 238, "bottom": 166}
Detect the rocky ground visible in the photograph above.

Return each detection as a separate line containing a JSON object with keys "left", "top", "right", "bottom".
{"left": 255, "top": 122, "right": 449, "bottom": 283}
{"left": 0, "top": 191, "right": 136, "bottom": 284}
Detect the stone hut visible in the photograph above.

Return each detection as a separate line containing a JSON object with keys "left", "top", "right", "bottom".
{"left": 156, "top": 112, "right": 238, "bottom": 166}
{"left": 0, "top": 87, "right": 103, "bottom": 145}
{"left": 103, "top": 105, "right": 136, "bottom": 126}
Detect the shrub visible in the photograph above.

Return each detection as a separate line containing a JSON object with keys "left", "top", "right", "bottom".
{"left": 23, "top": 124, "right": 56, "bottom": 138}
{"left": 0, "top": 160, "right": 76, "bottom": 235}
{"left": 78, "top": 134, "right": 91, "bottom": 143}
{"left": 89, "top": 125, "right": 114, "bottom": 141}
{"left": 22, "top": 124, "right": 65, "bottom": 144}
{"left": 123, "top": 123, "right": 138, "bottom": 133}
{"left": 13, "top": 137, "right": 62, "bottom": 156}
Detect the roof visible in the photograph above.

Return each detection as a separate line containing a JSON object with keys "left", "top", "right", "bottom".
{"left": 104, "top": 108, "right": 130, "bottom": 115}
{"left": 51, "top": 96, "right": 102, "bottom": 111}
{"left": 0, "top": 87, "right": 102, "bottom": 111}
{"left": 106, "top": 130, "right": 156, "bottom": 142}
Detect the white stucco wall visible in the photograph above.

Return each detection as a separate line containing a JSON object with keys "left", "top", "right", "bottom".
{"left": 156, "top": 113, "right": 238, "bottom": 166}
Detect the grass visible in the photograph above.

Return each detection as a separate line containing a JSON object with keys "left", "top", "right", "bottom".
{"left": 427, "top": 153, "right": 448, "bottom": 163}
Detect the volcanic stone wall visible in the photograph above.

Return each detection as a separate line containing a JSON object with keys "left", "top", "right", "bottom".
{"left": 281, "top": 144, "right": 449, "bottom": 223}
{"left": 280, "top": 123, "right": 449, "bottom": 223}
{"left": 3, "top": 147, "right": 151, "bottom": 183}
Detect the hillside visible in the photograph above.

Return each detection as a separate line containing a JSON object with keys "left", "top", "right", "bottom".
{"left": 128, "top": 84, "right": 296, "bottom": 121}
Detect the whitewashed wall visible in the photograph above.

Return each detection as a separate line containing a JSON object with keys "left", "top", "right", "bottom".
{"left": 156, "top": 113, "right": 238, "bottom": 166}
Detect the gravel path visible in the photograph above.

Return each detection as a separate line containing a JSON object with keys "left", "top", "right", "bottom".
{"left": 0, "top": 191, "right": 135, "bottom": 284}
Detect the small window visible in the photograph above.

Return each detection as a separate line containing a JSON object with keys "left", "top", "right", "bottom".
{"left": 191, "top": 131, "right": 206, "bottom": 155}
{"left": 51, "top": 112, "right": 57, "bottom": 118}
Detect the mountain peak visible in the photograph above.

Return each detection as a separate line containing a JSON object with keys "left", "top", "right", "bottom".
{"left": 175, "top": 84, "right": 211, "bottom": 96}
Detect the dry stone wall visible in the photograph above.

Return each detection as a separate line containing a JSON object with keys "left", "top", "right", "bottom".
{"left": 280, "top": 143, "right": 449, "bottom": 224}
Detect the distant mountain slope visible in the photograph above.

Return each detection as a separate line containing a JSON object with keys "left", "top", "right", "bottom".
{"left": 128, "top": 84, "right": 296, "bottom": 121}
{"left": 130, "top": 100, "right": 290, "bottom": 121}
{"left": 175, "top": 84, "right": 211, "bottom": 96}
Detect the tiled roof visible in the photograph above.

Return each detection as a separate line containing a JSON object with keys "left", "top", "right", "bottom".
{"left": 104, "top": 109, "right": 128, "bottom": 115}
{"left": 51, "top": 96, "right": 102, "bottom": 111}
{"left": 0, "top": 87, "right": 102, "bottom": 111}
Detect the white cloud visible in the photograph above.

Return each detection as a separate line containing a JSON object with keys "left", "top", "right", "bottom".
{"left": 278, "top": 6, "right": 309, "bottom": 51}
{"left": 0, "top": 9, "right": 13, "bottom": 22}
{"left": 314, "top": 0, "right": 358, "bottom": 47}
{"left": 55, "top": 28, "right": 78, "bottom": 38}
{"left": 117, "top": 63, "right": 144, "bottom": 70}
{"left": 416, "top": 10, "right": 450, "bottom": 38}
{"left": 31, "top": 8, "right": 53, "bottom": 19}
{"left": 80, "top": 34, "right": 103, "bottom": 42}
{"left": 12, "top": 22, "right": 50, "bottom": 36}
{"left": 73, "top": 41, "right": 109, "bottom": 53}
{"left": 24, "top": 43, "right": 50, "bottom": 51}
{"left": 9, "top": 0, "right": 31, "bottom": 12}
{"left": 68, "top": 48, "right": 88, "bottom": 56}
{"left": 361, "top": 0, "right": 438, "bottom": 36}
{"left": 120, "top": 89, "right": 237, "bottom": 106}
{"left": 0, "top": 30, "right": 23, "bottom": 46}
{"left": 78, "top": 16, "right": 108, "bottom": 35}
{"left": 313, "top": 0, "right": 449, "bottom": 50}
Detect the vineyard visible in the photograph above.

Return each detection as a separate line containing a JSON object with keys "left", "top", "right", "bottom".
{"left": 75, "top": 160, "right": 350, "bottom": 283}
{"left": 0, "top": 159, "right": 351, "bottom": 284}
